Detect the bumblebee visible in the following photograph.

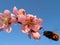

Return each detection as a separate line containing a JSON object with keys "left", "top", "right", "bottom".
{"left": 43, "top": 31, "right": 60, "bottom": 41}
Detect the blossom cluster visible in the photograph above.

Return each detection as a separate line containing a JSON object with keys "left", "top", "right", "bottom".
{"left": 0, "top": 6, "right": 43, "bottom": 40}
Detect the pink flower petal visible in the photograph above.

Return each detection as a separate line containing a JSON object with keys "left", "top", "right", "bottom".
{"left": 5, "top": 25, "right": 12, "bottom": 33}
{"left": 0, "top": 22, "right": 4, "bottom": 31}
{"left": 11, "top": 14, "right": 17, "bottom": 24}
{"left": 21, "top": 25, "right": 30, "bottom": 33}
{"left": 4, "top": 10, "right": 11, "bottom": 17}
{"left": 13, "top": 6, "right": 18, "bottom": 15}
{"left": 31, "top": 25, "right": 40, "bottom": 32}
{"left": 35, "top": 18, "right": 43, "bottom": 26}
{"left": 28, "top": 31, "right": 32, "bottom": 39}
{"left": 32, "top": 32, "right": 40, "bottom": 40}
{"left": 17, "top": 15, "right": 26, "bottom": 24}
{"left": 18, "top": 9, "right": 26, "bottom": 15}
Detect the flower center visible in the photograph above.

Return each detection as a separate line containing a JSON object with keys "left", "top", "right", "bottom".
{"left": 25, "top": 19, "right": 35, "bottom": 27}
{"left": 3, "top": 18, "right": 11, "bottom": 25}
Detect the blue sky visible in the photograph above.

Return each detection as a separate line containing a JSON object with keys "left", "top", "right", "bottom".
{"left": 0, "top": 0, "right": 60, "bottom": 45}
